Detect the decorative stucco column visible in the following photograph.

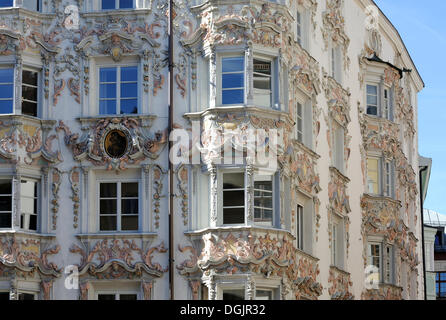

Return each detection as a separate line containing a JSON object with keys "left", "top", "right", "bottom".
{"left": 245, "top": 164, "right": 254, "bottom": 226}
{"left": 207, "top": 162, "right": 218, "bottom": 227}
{"left": 245, "top": 44, "right": 253, "bottom": 105}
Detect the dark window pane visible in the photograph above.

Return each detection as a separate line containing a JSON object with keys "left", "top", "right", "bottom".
{"left": 223, "top": 290, "right": 245, "bottom": 300}
{"left": 223, "top": 190, "right": 244, "bottom": 207}
{"left": 22, "top": 101, "right": 37, "bottom": 117}
{"left": 29, "top": 214, "right": 37, "bottom": 231}
{"left": 222, "top": 90, "right": 244, "bottom": 105}
{"left": 99, "top": 100, "right": 117, "bottom": 115}
{"left": 100, "top": 83, "right": 117, "bottom": 99}
{"left": 254, "top": 76, "right": 271, "bottom": 90}
{"left": 100, "top": 216, "right": 117, "bottom": 231}
{"left": 22, "top": 70, "right": 38, "bottom": 86}
{"left": 0, "top": 69, "right": 13, "bottom": 82}
{"left": 367, "top": 106, "right": 377, "bottom": 116}
{"left": 222, "top": 57, "right": 244, "bottom": 73}
{"left": 100, "top": 183, "right": 117, "bottom": 197}
{"left": 120, "top": 294, "right": 137, "bottom": 300}
{"left": 100, "top": 199, "right": 117, "bottom": 214}
{"left": 223, "top": 208, "right": 244, "bottom": 224}
{"left": 0, "top": 181, "right": 11, "bottom": 194}
{"left": 122, "top": 183, "right": 138, "bottom": 197}
{"left": 0, "top": 196, "right": 12, "bottom": 211}
{"left": 254, "top": 181, "right": 272, "bottom": 191}
{"left": 223, "top": 173, "right": 244, "bottom": 189}
{"left": 22, "top": 85, "right": 38, "bottom": 102}
{"left": 367, "top": 85, "right": 377, "bottom": 95}
{"left": 18, "top": 293, "right": 34, "bottom": 300}
{"left": 98, "top": 294, "right": 115, "bottom": 300}
{"left": 0, "top": 292, "right": 9, "bottom": 300}
{"left": 121, "top": 199, "right": 138, "bottom": 214}
{"left": 120, "top": 99, "right": 138, "bottom": 114}
{"left": 121, "top": 216, "right": 138, "bottom": 231}
{"left": 22, "top": 0, "right": 39, "bottom": 11}
{"left": 121, "top": 83, "right": 137, "bottom": 98}
{"left": 0, "top": 212, "right": 11, "bottom": 228}
{"left": 121, "top": 67, "right": 137, "bottom": 81}
{"left": 100, "top": 67, "right": 117, "bottom": 82}
{"left": 222, "top": 73, "right": 244, "bottom": 89}
{"left": 0, "top": 84, "right": 13, "bottom": 98}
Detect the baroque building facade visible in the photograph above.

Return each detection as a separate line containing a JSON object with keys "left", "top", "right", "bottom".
{"left": 0, "top": 0, "right": 424, "bottom": 300}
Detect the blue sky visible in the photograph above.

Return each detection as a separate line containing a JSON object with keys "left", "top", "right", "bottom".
{"left": 374, "top": 0, "right": 446, "bottom": 214}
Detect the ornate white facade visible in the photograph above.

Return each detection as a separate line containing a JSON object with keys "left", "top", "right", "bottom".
{"left": 0, "top": 0, "right": 424, "bottom": 300}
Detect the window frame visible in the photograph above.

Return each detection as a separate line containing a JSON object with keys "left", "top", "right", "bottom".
{"left": 330, "top": 45, "right": 342, "bottom": 84}
{"left": 330, "top": 215, "right": 345, "bottom": 269}
{"left": 332, "top": 121, "right": 345, "bottom": 173}
{"left": 253, "top": 56, "right": 274, "bottom": 108}
{"left": 0, "top": 179, "right": 12, "bottom": 230}
{"left": 19, "top": 178, "right": 40, "bottom": 232}
{"left": 219, "top": 54, "right": 246, "bottom": 106}
{"left": 296, "top": 204, "right": 304, "bottom": 251}
{"left": 97, "top": 180, "right": 140, "bottom": 232}
{"left": 437, "top": 272, "right": 446, "bottom": 299}
{"left": 0, "top": 66, "right": 14, "bottom": 115}
{"left": 22, "top": 0, "right": 42, "bottom": 11}
{"left": 21, "top": 67, "right": 41, "bottom": 118}
{"left": 97, "top": 64, "right": 139, "bottom": 115}
{"left": 253, "top": 174, "right": 274, "bottom": 227}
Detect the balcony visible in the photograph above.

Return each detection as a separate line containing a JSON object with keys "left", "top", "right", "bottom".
{"left": 0, "top": 115, "right": 60, "bottom": 166}
{"left": 178, "top": 226, "right": 323, "bottom": 300}
{"left": 362, "top": 284, "right": 403, "bottom": 300}
{"left": 0, "top": 230, "right": 60, "bottom": 282}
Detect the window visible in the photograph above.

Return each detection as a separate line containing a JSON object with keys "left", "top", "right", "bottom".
{"left": 101, "top": 0, "right": 133, "bottom": 9}
{"left": 0, "top": 292, "right": 9, "bottom": 300}
{"left": 99, "top": 66, "right": 138, "bottom": 115}
{"left": 437, "top": 272, "right": 446, "bottom": 299}
{"left": 331, "top": 223, "right": 338, "bottom": 266}
{"left": 222, "top": 289, "right": 245, "bottom": 300}
{"left": 330, "top": 46, "right": 341, "bottom": 83}
{"left": 383, "top": 88, "right": 390, "bottom": 120}
{"left": 254, "top": 175, "right": 273, "bottom": 226}
{"left": 253, "top": 58, "right": 272, "bottom": 107}
{"left": 367, "top": 157, "right": 394, "bottom": 197}
{"left": 99, "top": 182, "right": 139, "bottom": 231}
{"left": 366, "top": 84, "right": 378, "bottom": 116}
{"left": 367, "top": 158, "right": 379, "bottom": 194}
{"left": 331, "top": 219, "right": 344, "bottom": 269}
{"left": 18, "top": 293, "right": 35, "bottom": 300}
{"left": 0, "top": 1, "right": 13, "bottom": 7}
{"left": 256, "top": 289, "right": 273, "bottom": 300}
{"left": 23, "top": 0, "right": 41, "bottom": 11}
{"left": 296, "top": 102, "right": 303, "bottom": 143}
{"left": 20, "top": 179, "right": 38, "bottom": 232}
{"left": 0, "top": 68, "right": 14, "bottom": 114}
{"left": 368, "top": 243, "right": 381, "bottom": 282}
{"left": 223, "top": 173, "right": 245, "bottom": 225}
{"left": 221, "top": 56, "right": 245, "bottom": 105}
{"left": 22, "top": 70, "right": 39, "bottom": 117}
{"left": 98, "top": 293, "right": 137, "bottom": 300}
{"left": 0, "top": 180, "right": 12, "bottom": 229}
{"left": 384, "top": 245, "right": 394, "bottom": 284}
{"left": 332, "top": 123, "right": 344, "bottom": 173}
{"left": 296, "top": 205, "right": 303, "bottom": 250}
{"left": 296, "top": 10, "right": 302, "bottom": 45}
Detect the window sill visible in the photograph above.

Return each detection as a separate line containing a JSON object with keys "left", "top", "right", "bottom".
{"left": 81, "top": 8, "right": 151, "bottom": 17}
{"left": 0, "top": 229, "right": 56, "bottom": 239}
{"left": 185, "top": 225, "right": 295, "bottom": 240}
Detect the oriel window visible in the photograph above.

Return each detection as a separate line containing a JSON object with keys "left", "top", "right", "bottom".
{"left": 253, "top": 59, "right": 272, "bottom": 107}
{"left": 221, "top": 57, "right": 245, "bottom": 105}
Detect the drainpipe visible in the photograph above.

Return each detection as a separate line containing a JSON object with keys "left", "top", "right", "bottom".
{"left": 419, "top": 165, "right": 428, "bottom": 300}
{"left": 168, "top": 0, "right": 175, "bottom": 300}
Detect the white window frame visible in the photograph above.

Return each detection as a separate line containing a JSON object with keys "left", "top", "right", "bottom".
{"left": 97, "top": 180, "right": 140, "bottom": 232}
{"left": 331, "top": 215, "right": 345, "bottom": 269}
{"left": 296, "top": 204, "right": 304, "bottom": 251}
{"left": 296, "top": 9, "right": 303, "bottom": 46}
{"left": 330, "top": 45, "right": 342, "bottom": 84}
{"left": 295, "top": 101, "right": 303, "bottom": 143}
{"left": 253, "top": 56, "right": 274, "bottom": 108}
{"left": 0, "top": 179, "right": 12, "bottom": 230}
{"left": 218, "top": 284, "right": 246, "bottom": 300}
{"left": 384, "top": 244, "right": 395, "bottom": 284}
{"left": 221, "top": 171, "right": 246, "bottom": 226}
{"left": 22, "top": 0, "right": 42, "bottom": 11}
{"left": 22, "top": 67, "right": 41, "bottom": 118}
{"left": 0, "top": 66, "right": 14, "bottom": 115}
{"left": 98, "top": 64, "right": 139, "bottom": 115}
{"left": 366, "top": 83, "right": 379, "bottom": 116}
{"left": 218, "top": 54, "right": 245, "bottom": 107}
{"left": 366, "top": 156, "right": 380, "bottom": 195}
{"left": 253, "top": 174, "right": 274, "bottom": 227}
{"left": 19, "top": 178, "right": 40, "bottom": 232}
{"left": 331, "top": 222, "right": 338, "bottom": 267}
